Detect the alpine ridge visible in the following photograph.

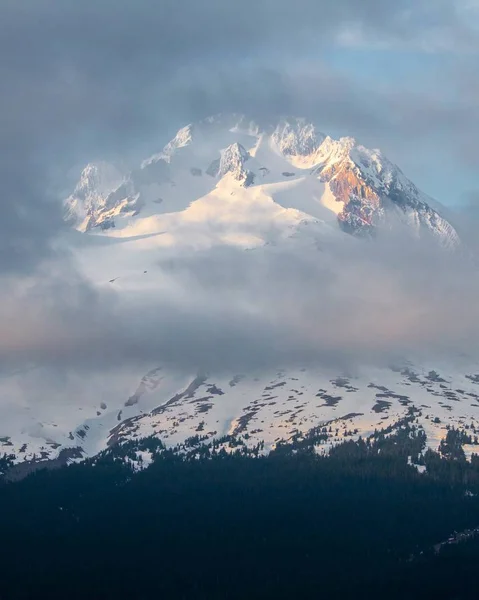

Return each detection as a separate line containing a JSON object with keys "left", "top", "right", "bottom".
{"left": 64, "top": 114, "right": 460, "bottom": 246}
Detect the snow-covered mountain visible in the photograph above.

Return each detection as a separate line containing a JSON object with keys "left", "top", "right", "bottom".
{"left": 4, "top": 359, "right": 479, "bottom": 476}
{"left": 1, "top": 115, "right": 471, "bottom": 477}
{"left": 64, "top": 115, "right": 459, "bottom": 246}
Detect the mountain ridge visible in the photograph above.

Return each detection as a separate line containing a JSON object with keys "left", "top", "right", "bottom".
{"left": 64, "top": 114, "right": 460, "bottom": 247}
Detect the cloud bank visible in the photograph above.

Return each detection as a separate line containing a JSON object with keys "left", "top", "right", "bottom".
{"left": 0, "top": 230, "right": 477, "bottom": 376}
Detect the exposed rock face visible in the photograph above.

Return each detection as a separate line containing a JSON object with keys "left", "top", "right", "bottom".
{"left": 64, "top": 162, "right": 138, "bottom": 232}
{"left": 64, "top": 157, "right": 170, "bottom": 231}
{"left": 207, "top": 142, "right": 254, "bottom": 186}
{"left": 306, "top": 135, "right": 459, "bottom": 245}
{"left": 218, "top": 143, "right": 250, "bottom": 178}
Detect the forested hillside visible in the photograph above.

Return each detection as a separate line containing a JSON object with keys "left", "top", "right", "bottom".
{"left": 2, "top": 424, "right": 479, "bottom": 599}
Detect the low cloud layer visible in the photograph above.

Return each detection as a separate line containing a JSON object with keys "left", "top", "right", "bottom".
{"left": 1, "top": 230, "right": 477, "bottom": 377}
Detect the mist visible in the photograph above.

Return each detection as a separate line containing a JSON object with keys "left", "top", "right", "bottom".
{"left": 0, "top": 225, "right": 477, "bottom": 379}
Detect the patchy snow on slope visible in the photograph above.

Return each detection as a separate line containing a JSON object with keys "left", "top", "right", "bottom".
{"left": 128, "top": 450, "right": 154, "bottom": 472}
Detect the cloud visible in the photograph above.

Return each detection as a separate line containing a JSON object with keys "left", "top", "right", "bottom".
{"left": 0, "top": 228, "right": 477, "bottom": 377}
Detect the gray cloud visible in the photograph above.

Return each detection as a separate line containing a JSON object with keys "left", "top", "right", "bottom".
{"left": 0, "top": 230, "right": 477, "bottom": 377}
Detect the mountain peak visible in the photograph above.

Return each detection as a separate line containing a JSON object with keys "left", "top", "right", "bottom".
{"left": 162, "top": 124, "right": 194, "bottom": 160}
{"left": 76, "top": 162, "right": 123, "bottom": 195}
{"left": 64, "top": 162, "right": 128, "bottom": 231}
{"left": 206, "top": 142, "right": 253, "bottom": 185}
{"left": 219, "top": 142, "right": 249, "bottom": 171}
{"left": 272, "top": 118, "right": 325, "bottom": 157}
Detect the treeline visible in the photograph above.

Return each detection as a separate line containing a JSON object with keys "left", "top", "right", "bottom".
{"left": 1, "top": 424, "right": 479, "bottom": 598}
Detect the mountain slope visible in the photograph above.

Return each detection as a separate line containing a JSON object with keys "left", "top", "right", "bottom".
{"left": 4, "top": 358, "right": 479, "bottom": 470}
{"left": 1, "top": 115, "right": 469, "bottom": 475}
